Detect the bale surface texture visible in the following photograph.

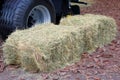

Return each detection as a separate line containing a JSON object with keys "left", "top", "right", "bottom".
{"left": 3, "top": 14, "right": 117, "bottom": 72}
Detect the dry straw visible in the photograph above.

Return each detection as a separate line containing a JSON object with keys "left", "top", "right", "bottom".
{"left": 61, "top": 14, "right": 117, "bottom": 52}
{"left": 3, "top": 14, "right": 117, "bottom": 72}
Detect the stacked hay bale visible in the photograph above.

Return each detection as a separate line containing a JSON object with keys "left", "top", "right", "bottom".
{"left": 3, "top": 14, "right": 117, "bottom": 72}
{"left": 60, "top": 14, "right": 117, "bottom": 52}
{"left": 3, "top": 24, "right": 86, "bottom": 72}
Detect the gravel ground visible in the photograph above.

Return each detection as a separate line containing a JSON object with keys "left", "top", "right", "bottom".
{"left": 0, "top": 0, "right": 120, "bottom": 80}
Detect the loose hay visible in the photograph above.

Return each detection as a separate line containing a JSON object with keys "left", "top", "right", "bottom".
{"left": 3, "top": 14, "right": 117, "bottom": 72}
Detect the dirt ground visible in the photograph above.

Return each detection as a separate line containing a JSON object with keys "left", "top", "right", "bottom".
{"left": 0, "top": 0, "right": 120, "bottom": 80}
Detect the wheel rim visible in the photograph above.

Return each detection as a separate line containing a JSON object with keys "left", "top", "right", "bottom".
{"left": 27, "top": 5, "right": 51, "bottom": 27}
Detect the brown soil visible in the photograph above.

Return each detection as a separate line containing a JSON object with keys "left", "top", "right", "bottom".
{"left": 0, "top": 0, "right": 120, "bottom": 80}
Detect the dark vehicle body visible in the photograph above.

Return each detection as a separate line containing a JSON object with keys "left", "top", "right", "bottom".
{"left": 0, "top": 0, "right": 82, "bottom": 39}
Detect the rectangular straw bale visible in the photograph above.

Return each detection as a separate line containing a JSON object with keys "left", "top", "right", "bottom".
{"left": 60, "top": 14, "right": 117, "bottom": 52}
{"left": 3, "top": 24, "right": 87, "bottom": 72}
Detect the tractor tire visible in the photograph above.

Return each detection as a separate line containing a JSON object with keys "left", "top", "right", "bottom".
{"left": 71, "top": 5, "right": 80, "bottom": 15}
{"left": 0, "top": 0, "right": 56, "bottom": 40}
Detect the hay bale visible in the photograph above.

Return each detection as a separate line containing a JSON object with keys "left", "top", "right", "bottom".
{"left": 3, "top": 14, "right": 117, "bottom": 72}
{"left": 61, "top": 14, "right": 117, "bottom": 52}
{"left": 3, "top": 24, "right": 87, "bottom": 72}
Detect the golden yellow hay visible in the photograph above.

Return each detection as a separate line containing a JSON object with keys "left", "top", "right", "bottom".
{"left": 3, "top": 24, "right": 86, "bottom": 72}
{"left": 3, "top": 14, "right": 117, "bottom": 72}
{"left": 61, "top": 14, "right": 117, "bottom": 52}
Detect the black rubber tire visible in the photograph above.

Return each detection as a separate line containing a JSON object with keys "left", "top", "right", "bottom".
{"left": 0, "top": 0, "right": 56, "bottom": 40}
{"left": 71, "top": 5, "right": 80, "bottom": 15}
